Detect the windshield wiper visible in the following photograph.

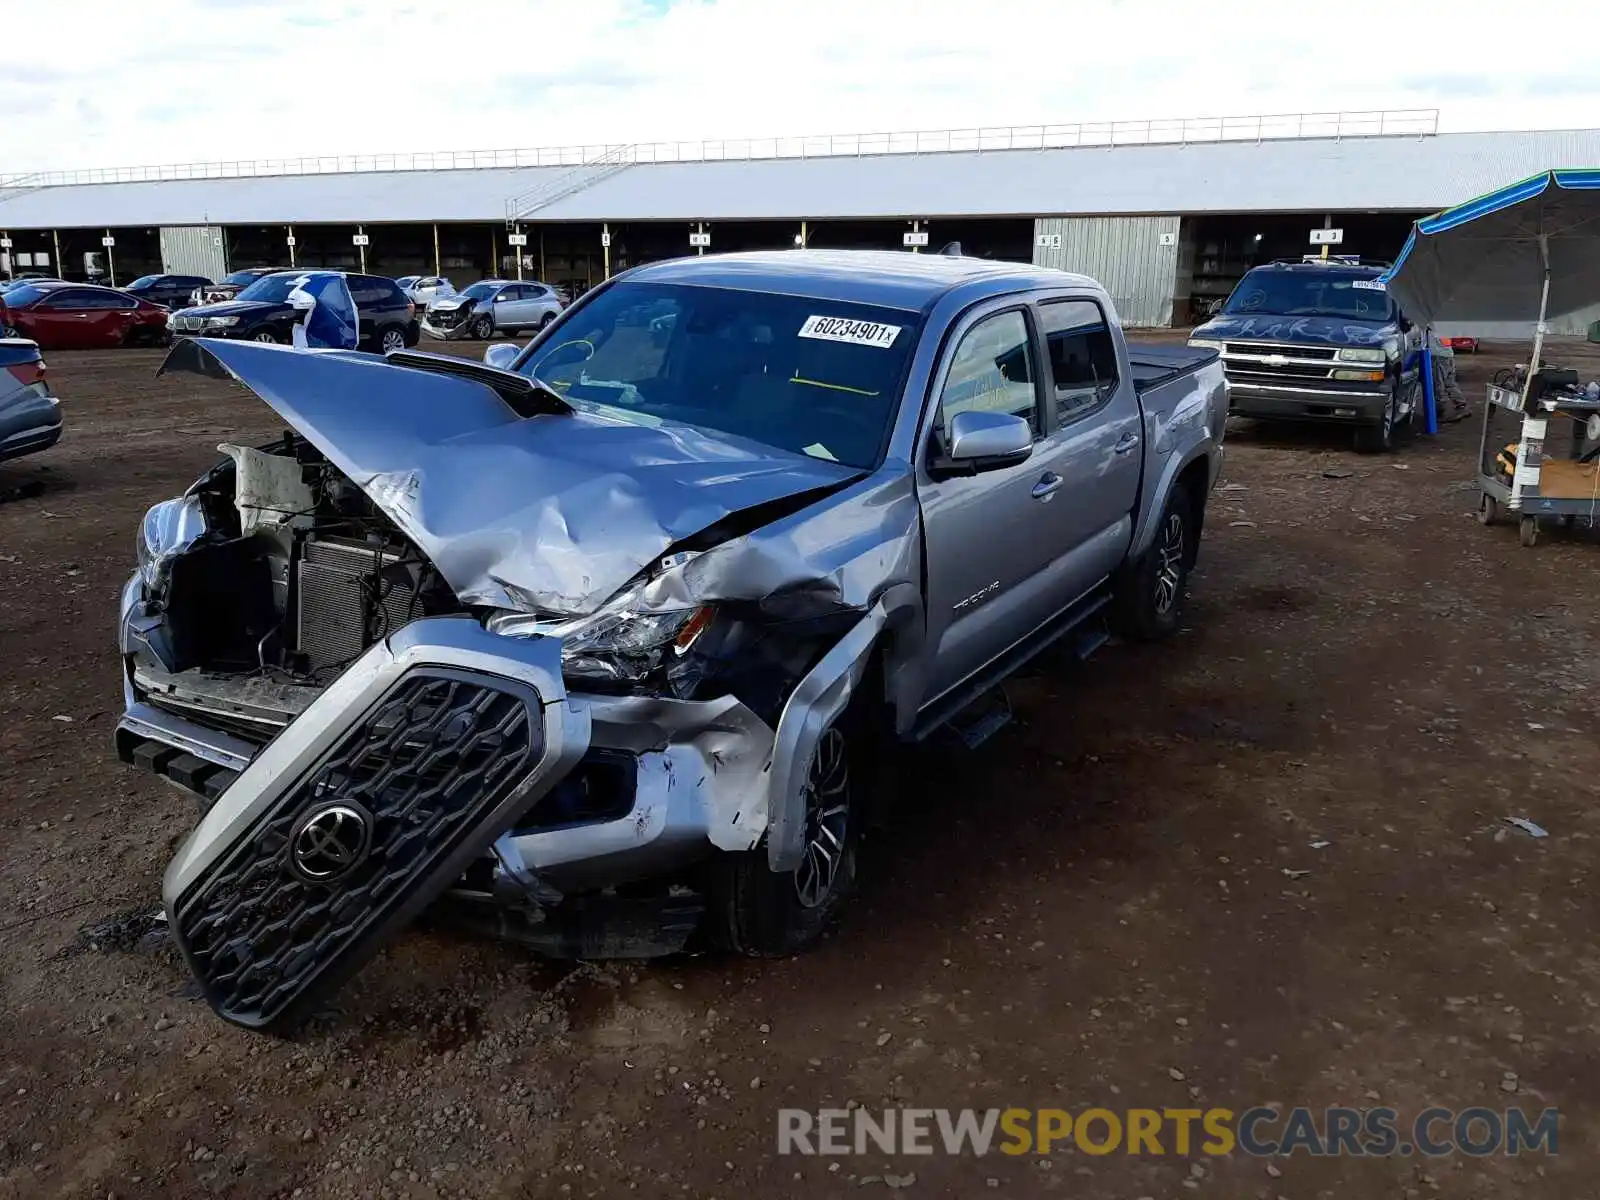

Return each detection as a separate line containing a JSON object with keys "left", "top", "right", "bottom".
{"left": 383, "top": 349, "right": 573, "bottom": 417}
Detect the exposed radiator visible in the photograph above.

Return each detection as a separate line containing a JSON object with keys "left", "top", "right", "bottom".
{"left": 295, "top": 536, "right": 420, "bottom": 674}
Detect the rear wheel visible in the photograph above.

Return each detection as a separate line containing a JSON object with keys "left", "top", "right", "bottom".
{"left": 378, "top": 325, "right": 406, "bottom": 354}
{"left": 0, "top": 324, "right": 19, "bottom": 339}
{"left": 1111, "top": 487, "right": 1193, "bottom": 641}
{"left": 251, "top": 329, "right": 280, "bottom": 344}
{"left": 709, "top": 708, "right": 866, "bottom": 957}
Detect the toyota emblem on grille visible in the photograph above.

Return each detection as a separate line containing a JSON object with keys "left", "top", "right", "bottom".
{"left": 289, "top": 803, "right": 373, "bottom": 882}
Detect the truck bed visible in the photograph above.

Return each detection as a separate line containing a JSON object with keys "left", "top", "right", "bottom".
{"left": 1127, "top": 343, "right": 1219, "bottom": 395}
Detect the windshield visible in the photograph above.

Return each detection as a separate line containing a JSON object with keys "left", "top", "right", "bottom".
{"left": 518, "top": 281, "right": 921, "bottom": 469}
{"left": 233, "top": 274, "right": 302, "bottom": 303}
{"left": 461, "top": 282, "right": 500, "bottom": 301}
{"left": 1224, "top": 270, "right": 1394, "bottom": 321}
{"left": 127, "top": 275, "right": 161, "bottom": 290}
{"left": 396, "top": 276, "right": 418, "bottom": 288}
{"left": 224, "top": 270, "right": 267, "bottom": 286}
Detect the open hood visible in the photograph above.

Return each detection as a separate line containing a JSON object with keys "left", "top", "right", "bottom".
{"left": 160, "top": 338, "right": 859, "bottom": 615}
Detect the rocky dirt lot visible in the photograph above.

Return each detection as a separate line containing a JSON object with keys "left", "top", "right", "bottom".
{"left": 0, "top": 338, "right": 1597, "bottom": 1200}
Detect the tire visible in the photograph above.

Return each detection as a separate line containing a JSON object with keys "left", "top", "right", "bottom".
{"left": 708, "top": 705, "right": 867, "bottom": 957}
{"left": 1519, "top": 516, "right": 1539, "bottom": 548}
{"left": 1353, "top": 388, "right": 1397, "bottom": 454}
{"left": 1111, "top": 487, "right": 1193, "bottom": 641}
{"left": 1477, "top": 493, "right": 1499, "bottom": 526}
{"left": 377, "top": 325, "right": 406, "bottom": 354}
{"left": 472, "top": 315, "right": 495, "bottom": 340}
{"left": 538, "top": 312, "right": 555, "bottom": 329}
{"left": 251, "top": 329, "right": 280, "bottom": 344}
{"left": 0, "top": 324, "right": 20, "bottom": 340}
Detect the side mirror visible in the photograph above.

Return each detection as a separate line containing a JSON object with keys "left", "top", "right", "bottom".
{"left": 933, "top": 410, "right": 1033, "bottom": 476}
{"left": 482, "top": 342, "right": 520, "bottom": 370}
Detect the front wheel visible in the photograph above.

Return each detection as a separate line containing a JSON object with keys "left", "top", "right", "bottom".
{"left": 1111, "top": 488, "right": 1193, "bottom": 641}
{"left": 251, "top": 329, "right": 280, "bottom": 344}
{"left": 0, "top": 324, "right": 20, "bottom": 340}
{"left": 472, "top": 315, "right": 495, "bottom": 340}
{"left": 708, "top": 714, "right": 865, "bottom": 957}
{"left": 1354, "top": 389, "right": 1397, "bottom": 454}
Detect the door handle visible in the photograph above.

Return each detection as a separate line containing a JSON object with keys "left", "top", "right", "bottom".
{"left": 1114, "top": 432, "right": 1140, "bottom": 455}
{"left": 1031, "top": 472, "right": 1063, "bottom": 501}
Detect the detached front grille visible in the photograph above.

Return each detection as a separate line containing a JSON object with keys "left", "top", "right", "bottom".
{"left": 171, "top": 669, "right": 544, "bottom": 1030}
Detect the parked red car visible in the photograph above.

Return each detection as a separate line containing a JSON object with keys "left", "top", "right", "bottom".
{"left": 0, "top": 282, "right": 168, "bottom": 349}
{"left": 1441, "top": 335, "right": 1479, "bottom": 353}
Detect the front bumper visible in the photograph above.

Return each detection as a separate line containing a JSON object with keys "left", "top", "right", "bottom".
{"left": 117, "top": 579, "right": 779, "bottom": 1023}
{"left": 1226, "top": 380, "right": 1389, "bottom": 424}
{"left": 421, "top": 314, "right": 475, "bottom": 340}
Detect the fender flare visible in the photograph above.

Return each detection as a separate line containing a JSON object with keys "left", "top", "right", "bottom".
{"left": 764, "top": 586, "right": 920, "bottom": 874}
{"left": 1131, "top": 443, "right": 1215, "bottom": 560}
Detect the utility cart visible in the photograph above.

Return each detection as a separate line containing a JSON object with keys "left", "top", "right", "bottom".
{"left": 1476, "top": 372, "right": 1600, "bottom": 546}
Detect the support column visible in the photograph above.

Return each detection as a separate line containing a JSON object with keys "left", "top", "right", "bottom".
{"left": 798, "top": 219, "right": 808, "bottom": 249}
{"left": 287, "top": 225, "right": 296, "bottom": 268}
{"left": 357, "top": 225, "right": 367, "bottom": 274}
{"left": 1321, "top": 213, "right": 1332, "bottom": 261}
{"left": 51, "top": 230, "right": 61, "bottom": 280}
{"left": 490, "top": 227, "right": 497, "bottom": 279}
{"left": 911, "top": 218, "right": 922, "bottom": 253}
{"left": 602, "top": 223, "right": 611, "bottom": 280}
{"left": 432, "top": 222, "right": 440, "bottom": 276}
{"left": 515, "top": 225, "right": 524, "bottom": 281}
{"left": 539, "top": 229, "right": 546, "bottom": 281}
{"left": 105, "top": 228, "right": 116, "bottom": 286}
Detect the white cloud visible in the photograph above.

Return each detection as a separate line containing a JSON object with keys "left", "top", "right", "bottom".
{"left": 2, "top": 0, "right": 1597, "bottom": 172}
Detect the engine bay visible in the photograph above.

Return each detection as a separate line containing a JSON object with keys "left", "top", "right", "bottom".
{"left": 160, "top": 431, "right": 464, "bottom": 682}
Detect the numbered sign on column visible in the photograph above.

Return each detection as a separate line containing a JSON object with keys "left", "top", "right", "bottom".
{"left": 507, "top": 233, "right": 528, "bottom": 247}
{"left": 689, "top": 231, "right": 711, "bottom": 248}
{"left": 101, "top": 236, "right": 116, "bottom": 247}
{"left": 352, "top": 234, "right": 370, "bottom": 247}
{"left": 903, "top": 230, "right": 929, "bottom": 247}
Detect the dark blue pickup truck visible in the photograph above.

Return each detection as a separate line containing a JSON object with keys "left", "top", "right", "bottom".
{"left": 1188, "top": 259, "right": 1423, "bottom": 453}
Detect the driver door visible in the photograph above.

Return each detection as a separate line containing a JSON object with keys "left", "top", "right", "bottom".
{"left": 917, "top": 305, "right": 1071, "bottom": 703}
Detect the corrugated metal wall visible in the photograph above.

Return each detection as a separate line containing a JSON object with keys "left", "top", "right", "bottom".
{"left": 1032, "top": 215, "right": 1181, "bottom": 327}
{"left": 159, "top": 226, "right": 227, "bottom": 279}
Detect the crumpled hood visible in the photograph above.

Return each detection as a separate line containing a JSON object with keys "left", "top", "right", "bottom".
{"left": 160, "top": 338, "right": 860, "bottom": 615}
{"left": 1193, "top": 313, "right": 1398, "bottom": 348}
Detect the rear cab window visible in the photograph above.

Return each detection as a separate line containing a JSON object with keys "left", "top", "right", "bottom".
{"left": 1038, "top": 299, "right": 1120, "bottom": 424}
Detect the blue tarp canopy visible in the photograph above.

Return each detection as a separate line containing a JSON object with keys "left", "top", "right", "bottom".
{"left": 1381, "top": 168, "right": 1600, "bottom": 328}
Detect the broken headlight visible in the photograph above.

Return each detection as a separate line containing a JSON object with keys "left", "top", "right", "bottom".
{"left": 136, "top": 496, "right": 207, "bottom": 596}
{"left": 488, "top": 604, "right": 716, "bottom": 694}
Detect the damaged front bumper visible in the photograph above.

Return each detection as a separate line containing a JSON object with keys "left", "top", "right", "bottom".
{"left": 419, "top": 315, "right": 476, "bottom": 340}
{"left": 118, "top": 580, "right": 783, "bottom": 1030}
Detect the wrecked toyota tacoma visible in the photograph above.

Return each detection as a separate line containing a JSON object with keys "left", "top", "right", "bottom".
{"left": 115, "top": 250, "right": 1228, "bottom": 1031}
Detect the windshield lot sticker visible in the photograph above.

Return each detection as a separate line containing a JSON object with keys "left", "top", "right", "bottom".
{"left": 1350, "top": 280, "right": 1386, "bottom": 291}
{"left": 798, "top": 315, "right": 902, "bottom": 348}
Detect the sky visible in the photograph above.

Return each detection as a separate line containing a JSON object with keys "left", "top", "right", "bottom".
{"left": 4, "top": 0, "right": 1597, "bottom": 174}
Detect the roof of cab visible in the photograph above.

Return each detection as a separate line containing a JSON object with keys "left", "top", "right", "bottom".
{"left": 623, "top": 249, "right": 1095, "bottom": 311}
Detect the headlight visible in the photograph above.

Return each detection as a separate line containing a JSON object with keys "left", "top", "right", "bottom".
{"left": 203, "top": 315, "right": 239, "bottom": 329}
{"left": 488, "top": 603, "right": 716, "bottom": 693}
{"left": 136, "top": 497, "right": 207, "bottom": 595}
{"left": 1187, "top": 338, "right": 1225, "bottom": 352}
{"left": 1336, "top": 347, "right": 1386, "bottom": 364}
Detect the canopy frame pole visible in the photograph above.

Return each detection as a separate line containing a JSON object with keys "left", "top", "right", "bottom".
{"left": 1510, "top": 231, "right": 1553, "bottom": 512}
{"left": 1519, "top": 231, "right": 1552, "bottom": 408}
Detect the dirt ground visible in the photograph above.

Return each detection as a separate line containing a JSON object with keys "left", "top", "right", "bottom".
{"left": 2, "top": 336, "right": 1599, "bottom": 1200}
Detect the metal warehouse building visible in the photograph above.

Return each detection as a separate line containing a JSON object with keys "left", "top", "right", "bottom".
{"left": 4, "top": 111, "right": 1599, "bottom": 329}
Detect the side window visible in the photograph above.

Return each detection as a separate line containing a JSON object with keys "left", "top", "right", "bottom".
{"left": 1039, "top": 299, "right": 1119, "bottom": 425}
{"left": 937, "top": 309, "right": 1039, "bottom": 438}
{"left": 76, "top": 291, "right": 126, "bottom": 310}
{"left": 500, "top": 285, "right": 526, "bottom": 301}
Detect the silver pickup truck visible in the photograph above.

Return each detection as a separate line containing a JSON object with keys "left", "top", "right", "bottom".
{"left": 116, "top": 250, "right": 1228, "bottom": 1030}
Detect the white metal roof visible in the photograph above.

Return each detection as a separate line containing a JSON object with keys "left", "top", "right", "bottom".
{"left": 2, "top": 128, "right": 1598, "bottom": 230}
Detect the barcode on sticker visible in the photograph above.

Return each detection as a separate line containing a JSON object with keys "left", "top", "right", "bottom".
{"left": 798, "top": 315, "right": 901, "bottom": 348}
{"left": 1350, "top": 280, "right": 1385, "bottom": 291}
